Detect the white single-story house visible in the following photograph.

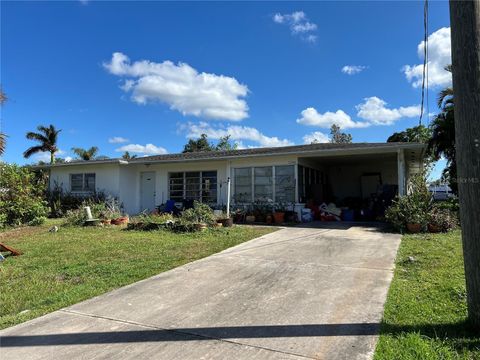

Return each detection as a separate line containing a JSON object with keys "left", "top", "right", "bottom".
{"left": 39, "top": 142, "right": 425, "bottom": 216}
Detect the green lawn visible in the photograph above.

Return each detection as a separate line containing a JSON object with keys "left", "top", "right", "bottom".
{"left": 375, "top": 230, "right": 480, "bottom": 359}
{"left": 0, "top": 220, "right": 275, "bottom": 329}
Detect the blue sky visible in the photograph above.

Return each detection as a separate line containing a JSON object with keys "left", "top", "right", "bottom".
{"left": 1, "top": 1, "right": 450, "bottom": 178}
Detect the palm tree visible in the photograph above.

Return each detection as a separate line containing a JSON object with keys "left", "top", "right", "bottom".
{"left": 71, "top": 146, "right": 99, "bottom": 161}
{"left": 24, "top": 124, "right": 61, "bottom": 164}
{"left": 427, "top": 65, "right": 457, "bottom": 193}
{"left": 122, "top": 151, "right": 137, "bottom": 160}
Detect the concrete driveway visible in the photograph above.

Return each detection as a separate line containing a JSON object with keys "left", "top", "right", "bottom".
{"left": 0, "top": 224, "right": 400, "bottom": 360}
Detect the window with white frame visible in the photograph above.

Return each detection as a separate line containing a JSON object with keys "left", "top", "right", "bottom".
{"left": 233, "top": 168, "right": 252, "bottom": 203}
{"left": 233, "top": 165, "right": 295, "bottom": 203}
{"left": 70, "top": 173, "right": 95, "bottom": 192}
{"left": 169, "top": 171, "right": 217, "bottom": 203}
{"left": 275, "top": 165, "right": 295, "bottom": 203}
{"left": 254, "top": 167, "right": 273, "bottom": 202}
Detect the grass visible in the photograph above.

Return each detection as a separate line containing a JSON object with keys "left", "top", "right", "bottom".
{"left": 0, "top": 219, "right": 275, "bottom": 329}
{"left": 374, "top": 230, "right": 480, "bottom": 360}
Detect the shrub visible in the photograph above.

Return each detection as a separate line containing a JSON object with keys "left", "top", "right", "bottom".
{"left": 63, "top": 201, "right": 110, "bottom": 227}
{"left": 127, "top": 213, "right": 175, "bottom": 231}
{"left": 385, "top": 173, "right": 432, "bottom": 232}
{"left": 0, "top": 163, "right": 48, "bottom": 227}
{"left": 180, "top": 201, "right": 216, "bottom": 225}
{"left": 428, "top": 206, "right": 458, "bottom": 232}
{"left": 47, "top": 183, "right": 110, "bottom": 218}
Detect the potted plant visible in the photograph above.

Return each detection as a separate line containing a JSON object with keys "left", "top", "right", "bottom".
{"left": 273, "top": 203, "right": 286, "bottom": 224}
{"left": 428, "top": 207, "right": 457, "bottom": 233}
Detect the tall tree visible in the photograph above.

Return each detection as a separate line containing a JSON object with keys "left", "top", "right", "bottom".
{"left": 23, "top": 124, "right": 61, "bottom": 164}
{"left": 427, "top": 66, "right": 457, "bottom": 193}
{"left": 71, "top": 146, "right": 99, "bottom": 160}
{"left": 122, "top": 151, "right": 137, "bottom": 160}
{"left": 0, "top": 88, "right": 6, "bottom": 156}
{"left": 183, "top": 134, "right": 214, "bottom": 153}
{"left": 215, "top": 135, "right": 238, "bottom": 151}
{"left": 387, "top": 125, "right": 432, "bottom": 143}
{"left": 329, "top": 124, "right": 352, "bottom": 144}
{"left": 449, "top": 0, "right": 480, "bottom": 327}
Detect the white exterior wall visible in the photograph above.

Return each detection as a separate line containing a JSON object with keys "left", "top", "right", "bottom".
{"left": 118, "top": 165, "right": 140, "bottom": 214}
{"left": 47, "top": 149, "right": 419, "bottom": 215}
{"left": 327, "top": 159, "right": 398, "bottom": 200}
{"left": 49, "top": 164, "right": 120, "bottom": 197}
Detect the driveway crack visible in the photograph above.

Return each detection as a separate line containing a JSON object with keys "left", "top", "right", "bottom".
{"left": 60, "top": 309, "right": 319, "bottom": 359}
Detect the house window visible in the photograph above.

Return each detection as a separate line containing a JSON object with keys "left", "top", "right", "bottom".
{"left": 254, "top": 167, "right": 273, "bottom": 202}
{"left": 168, "top": 171, "right": 217, "bottom": 203}
{"left": 233, "top": 165, "right": 295, "bottom": 203}
{"left": 275, "top": 165, "right": 295, "bottom": 203}
{"left": 70, "top": 173, "right": 95, "bottom": 192}
{"left": 233, "top": 168, "right": 252, "bottom": 203}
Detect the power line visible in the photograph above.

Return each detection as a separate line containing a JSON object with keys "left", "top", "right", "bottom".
{"left": 419, "top": 0, "right": 429, "bottom": 126}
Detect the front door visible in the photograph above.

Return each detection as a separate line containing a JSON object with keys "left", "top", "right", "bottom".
{"left": 140, "top": 171, "right": 156, "bottom": 212}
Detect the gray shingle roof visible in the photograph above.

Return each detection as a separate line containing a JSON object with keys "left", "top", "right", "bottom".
{"left": 32, "top": 142, "right": 425, "bottom": 168}
{"left": 130, "top": 142, "right": 424, "bottom": 163}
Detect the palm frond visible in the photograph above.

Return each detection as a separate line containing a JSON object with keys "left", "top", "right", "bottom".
{"left": 26, "top": 132, "right": 49, "bottom": 143}
{"left": 23, "top": 145, "right": 47, "bottom": 159}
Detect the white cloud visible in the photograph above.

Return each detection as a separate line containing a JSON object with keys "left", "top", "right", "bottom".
{"left": 115, "top": 143, "right": 168, "bottom": 155}
{"left": 273, "top": 11, "right": 318, "bottom": 43}
{"left": 356, "top": 97, "right": 421, "bottom": 125}
{"left": 296, "top": 108, "right": 369, "bottom": 129}
{"left": 33, "top": 149, "right": 65, "bottom": 163}
{"left": 302, "top": 131, "right": 330, "bottom": 144}
{"left": 341, "top": 65, "right": 367, "bottom": 75}
{"left": 404, "top": 27, "right": 452, "bottom": 88}
{"left": 181, "top": 121, "right": 293, "bottom": 148}
{"left": 297, "top": 97, "right": 421, "bottom": 130}
{"left": 65, "top": 156, "right": 73, "bottom": 162}
{"left": 104, "top": 52, "right": 249, "bottom": 121}
{"left": 108, "top": 136, "right": 129, "bottom": 144}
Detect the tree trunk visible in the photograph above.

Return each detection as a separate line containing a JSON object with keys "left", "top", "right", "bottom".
{"left": 449, "top": 0, "right": 480, "bottom": 327}
{"left": 50, "top": 151, "right": 55, "bottom": 164}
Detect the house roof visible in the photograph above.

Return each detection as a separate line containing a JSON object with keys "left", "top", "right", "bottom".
{"left": 32, "top": 142, "right": 426, "bottom": 168}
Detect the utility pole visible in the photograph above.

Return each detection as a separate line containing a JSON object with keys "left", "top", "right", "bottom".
{"left": 449, "top": 0, "right": 480, "bottom": 327}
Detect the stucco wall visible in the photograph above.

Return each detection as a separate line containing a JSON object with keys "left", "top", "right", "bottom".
{"left": 49, "top": 163, "right": 120, "bottom": 197}
{"left": 327, "top": 159, "right": 398, "bottom": 200}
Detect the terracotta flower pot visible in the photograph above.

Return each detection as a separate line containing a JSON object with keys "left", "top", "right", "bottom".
{"left": 101, "top": 219, "right": 111, "bottom": 225}
{"left": 428, "top": 223, "right": 442, "bottom": 233}
{"left": 195, "top": 223, "right": 207, "bottom": 231}
{"left": 406, "top": 223, "right": 422, "bottom": 233}
{"left": 111, "top": 216, "right": 129, "bottom": 225}
{"left": 273, "top": 212, "right": 285, "bottom": 224}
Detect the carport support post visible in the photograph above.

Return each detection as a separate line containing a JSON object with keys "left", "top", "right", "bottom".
{"left": 449, "top": 0, "right": 480, "bottom": 327}
{"left": 226, "top": 177, "right": 231, "bottom": 218}
{"left": 397, "top": 149, "right": 406, "bottom": 196}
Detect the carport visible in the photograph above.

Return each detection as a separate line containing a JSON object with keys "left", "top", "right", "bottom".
{"left": 296, "top": 143, "right": 425, "bottom": 221}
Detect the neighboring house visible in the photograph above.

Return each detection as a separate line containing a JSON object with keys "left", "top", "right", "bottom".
{"left": 37, "top": 142, "right": 425, "bottom": 215}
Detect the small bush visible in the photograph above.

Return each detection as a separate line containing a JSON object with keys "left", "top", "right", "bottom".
{"left": 63, "top": 202, "right": 109, "bottom": 227}
{"left": 428, "top": 206, "right": 458, "bottom": 232}
{"left": 0, "top": 163, "right": 48, "bottom": 227}
{"left": 127, "top": 213, "right": 175, "bottom": 231}
{"left": 385, "top": 173, "right": 432, "bottom": 232}
{"left": 47, "top": 183, "right": 110, "bottom": 218}
{"left": 180, "top": 201, "right": 216, "bottom": 225}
